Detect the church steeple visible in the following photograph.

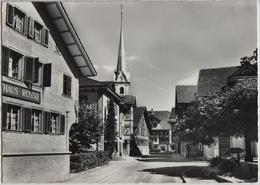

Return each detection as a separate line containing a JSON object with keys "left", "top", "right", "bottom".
{"left": 115, "top": 5, "right": 129, "bottom": 82}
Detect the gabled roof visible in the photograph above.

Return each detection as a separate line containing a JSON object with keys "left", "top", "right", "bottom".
{"left": 176, "top": 85, "right": 197, "bottom": 103}
{"left": 153, "top": 121, "right": 171, "bottom": 130}
{"left": 79, "top": 78, "right": 122, "bottom": 104}
{"left": 33, "top": 2, "right": 97, "bottom": 78}
{"left": 151, "top": 111, "right": 170, "bottom": 122}
{"left": 133, "top": 107, "right": 151, "bottom": 132}
{"left": 197, "top": 66, "right": 239, "bottom": 96}
{"left": 169, "top": 107, "right": 176, "bottom": 120}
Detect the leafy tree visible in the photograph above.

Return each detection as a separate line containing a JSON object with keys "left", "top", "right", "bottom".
{"left": 104, "top": 99, "right": 116, "bottom": 158}
{"left": 174, "top": 49, "right": 257, "bottom": 162}
{"left": 69, "top": 103, "right": 103, "bottom": 153}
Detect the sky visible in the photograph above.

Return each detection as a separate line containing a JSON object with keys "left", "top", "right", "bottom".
{"left": 63, "top": 1, "right": 257, "bottom": 112}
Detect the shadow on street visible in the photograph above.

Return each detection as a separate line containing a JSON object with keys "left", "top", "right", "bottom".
{"left": 141, "top": 166, "right": 213, "bottom": 180}
{"left": 139, "top": 153, "right": 206, "bottom": 162}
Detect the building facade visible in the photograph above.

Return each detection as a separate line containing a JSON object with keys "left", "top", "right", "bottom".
{"left": 79, "top": 78, "right": 124, "bottom": 154}
{"left": 132, "top": 107, "right": 151, "bottom": 156}
{"left": 175, "top": 85, "right": 203, "bottom": 157}
{"left": 149, "top": 110, "right": 172, "bottom": 152}
{"left": 1, "top": 2, "right": 96, "bottom": 182}
{"left": 197, "top": 61, "right": 258, "bottom": 160}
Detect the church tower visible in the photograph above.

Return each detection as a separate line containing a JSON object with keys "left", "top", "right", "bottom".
{"left": 114, "top": 5, "right": 131, "bottom": 96}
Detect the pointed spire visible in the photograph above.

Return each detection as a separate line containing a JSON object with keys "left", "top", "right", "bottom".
{"left": 115, "top": 4, "right": 128, "bottom": 80}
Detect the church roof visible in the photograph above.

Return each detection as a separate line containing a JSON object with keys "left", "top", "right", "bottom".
{"left": 197, "top": 66, "right": 239, "bottom": 96}
{"left": 176, "top": 85, "right": 197, "bottom": 104}
{"left": 115, "top": 5, "right": 129, "bottom": 81}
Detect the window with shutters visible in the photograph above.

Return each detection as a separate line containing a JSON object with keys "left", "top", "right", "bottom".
{"left": 50, "top": 113, "right": 59, "bottom": 134}
{"left": 34, "top": 21, "right": 42, "bottom": 43}
{"left": 63, "top": 74, "right": 72, "bottom": 97}
{"left": 7, "top": 50, "right": 23, "bottom": 80}
{"left": 31, "top": 109, "right": 42, "bottom": 133}
{"left": 6, "top": 4, "right": 49, "bottom": 47}
{"left": 2, "top": 104, "right": 22, "bottom": 131}
{"left": 6, "top": 4, "right": 27, "bottom": 35}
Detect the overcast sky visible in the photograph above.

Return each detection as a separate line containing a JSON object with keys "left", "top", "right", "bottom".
{"left": 63, "top": 1, "right": 257, "bottom": 111}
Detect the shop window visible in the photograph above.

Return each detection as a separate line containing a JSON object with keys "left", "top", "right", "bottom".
{"left": 2, "top": 104, "right": 22, "bottom": 131}
{"left": 31, "top": 109, "right": 42, "bottom": 133}
{"left": 63, "top": 74, "right": 72, "bottom": 97}
{"left": 6, "top": 4, "right": 27, "bottom": 35}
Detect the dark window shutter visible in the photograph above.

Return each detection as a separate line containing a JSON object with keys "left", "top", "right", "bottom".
{"left": 24, "top": 56, "right": 34, "bottom": 81}
{"left": 63, "top": 75, "right": 71, "bottom": 96}
{"left": 1, "top": 46, "right": 10, "bottom": 76}
{"left": 6, "top": 3, "right": 14, "bottom": 27}
{"left": 44, "top": 112, "right": 51, "bottom": 134}
{"left": 23, "top": 15, "right": 28, "bottom": 35}
{"left": 33, "top": 57, "right": 40, "bottom": 83}
{"left": 43, "top": 63, "right": 52, "bottom": 87}
{"left": 28, "top": 17, "right": 34, "bottom": 38}
{"left": 23, "top": 108, "right": 32, "bottom": 133}
{"left": 63, "top": 75, "right": 67, "bottom": 94}
{"left": 2, "top": 103, "right": 8, "bottom": 130}
{"left": 60, "top": 114, "right": 65, "bottom": 135}
{"left": 41, "top": 27, "right": 46, "bottom": 45}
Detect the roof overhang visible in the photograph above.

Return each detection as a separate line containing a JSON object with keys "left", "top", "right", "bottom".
{"left": 33, "top": 2, "right": 97, "bottom": 78}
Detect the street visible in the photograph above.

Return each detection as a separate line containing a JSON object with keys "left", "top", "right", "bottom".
{"left": 64, "top": 153, "right": 216, "bottom": 183}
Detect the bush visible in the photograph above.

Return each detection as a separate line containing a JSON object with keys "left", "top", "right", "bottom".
{"left": 209, "top": 157, "right": 224, "bottom": 167}
{"left": 209, "top": 157, "right": 238, "bottom": 174}
{"left": 70, "top": 151, "right": 110, "bottom": 172}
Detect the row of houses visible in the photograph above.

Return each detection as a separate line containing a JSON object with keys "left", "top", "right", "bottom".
{"left": 172, "top": 54, "right": 258, "bottom": 160}
{"left": 0, "top": 2, "right": 153, "bottom": 183}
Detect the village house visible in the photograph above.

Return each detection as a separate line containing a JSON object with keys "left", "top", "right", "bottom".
{"left": 78, "top": 77, "right": 126, "bottom": 156}
{"left": 149, "top": 110, "right": 172, "bottom": 152}
{"left": 175, "top": 85, "right": 203, "bottom": 157}
{"left": 1, "top": 2, "right": 96, "bottom": 182}
{"left": 197, "top": 63, "right": 258, "bottom": 160}
{"left": 132, "top": 107, "right": 151, "bottom": 156}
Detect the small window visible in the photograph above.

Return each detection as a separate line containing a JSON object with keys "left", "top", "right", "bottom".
{"left": 50, "top": 113, "right": 59, "bottom": 134}
{"left": 63, "top": 74, "right": 72, "bottom": 97}
{"left": 34, "top": 21, "right": 43, "bottom": 43}
{"left": 120, "top": 87, "right": 124, "bottom": 94}
{"left": 31, "top": 109, "right": 42, "bottom": 133}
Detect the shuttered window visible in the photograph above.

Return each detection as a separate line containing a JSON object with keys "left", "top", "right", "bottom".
{"left": 2, "top": 103, "right": 23, "bottom": 131}
{"left": 60, "top": 114, "right": 65, "bottom": 135}
{"left": 63, "top": 74, "right": 72, "bottom": 97}
{"left": 6, "top": 4, "right": 49, "bottom": 47}
{"left": 6, "top": 4, "right": 27, "bottom": 35}
{"left": 43, "top": 63, "right": 52, "bottom": 87}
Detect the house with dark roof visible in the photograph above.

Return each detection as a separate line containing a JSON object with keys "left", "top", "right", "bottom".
{"left": 131, "top": 107, "right": 151, "bottom": 156}
{"left": 149, "top": 110, "right": 172, "bottom": 152}
{"left": 175, "top": 85, "right": 203, "bottom": 157}
{"left": 197, "top": 63, "right": 258, "bottom": 160}
{"left": 79, "top": 77, "right": 132, "bottom": 157}
{"left": 1, "top": 2, "right": 96, "bottom": 182}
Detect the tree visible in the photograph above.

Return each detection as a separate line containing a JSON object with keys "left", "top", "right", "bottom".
{"left": 174, "top": 49, "right": 257, "bottom": 162}
{"left": 69, "top": 103, "right": 103, "bottom": 153}
{"left": 104, "top": 99, "right": 116, "bottom": 158}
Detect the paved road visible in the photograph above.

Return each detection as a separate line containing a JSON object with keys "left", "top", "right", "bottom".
{"left": 64, "top": 153, "right": 211, "bottom": 183}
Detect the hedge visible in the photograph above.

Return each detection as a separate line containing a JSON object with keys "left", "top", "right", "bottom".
{"left": 70, "top": 151, "right": 110, "bottom": 172}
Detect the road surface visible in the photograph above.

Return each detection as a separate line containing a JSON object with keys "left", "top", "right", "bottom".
{"left": 64, "top": 153, "right": 212, "bottom": 183}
